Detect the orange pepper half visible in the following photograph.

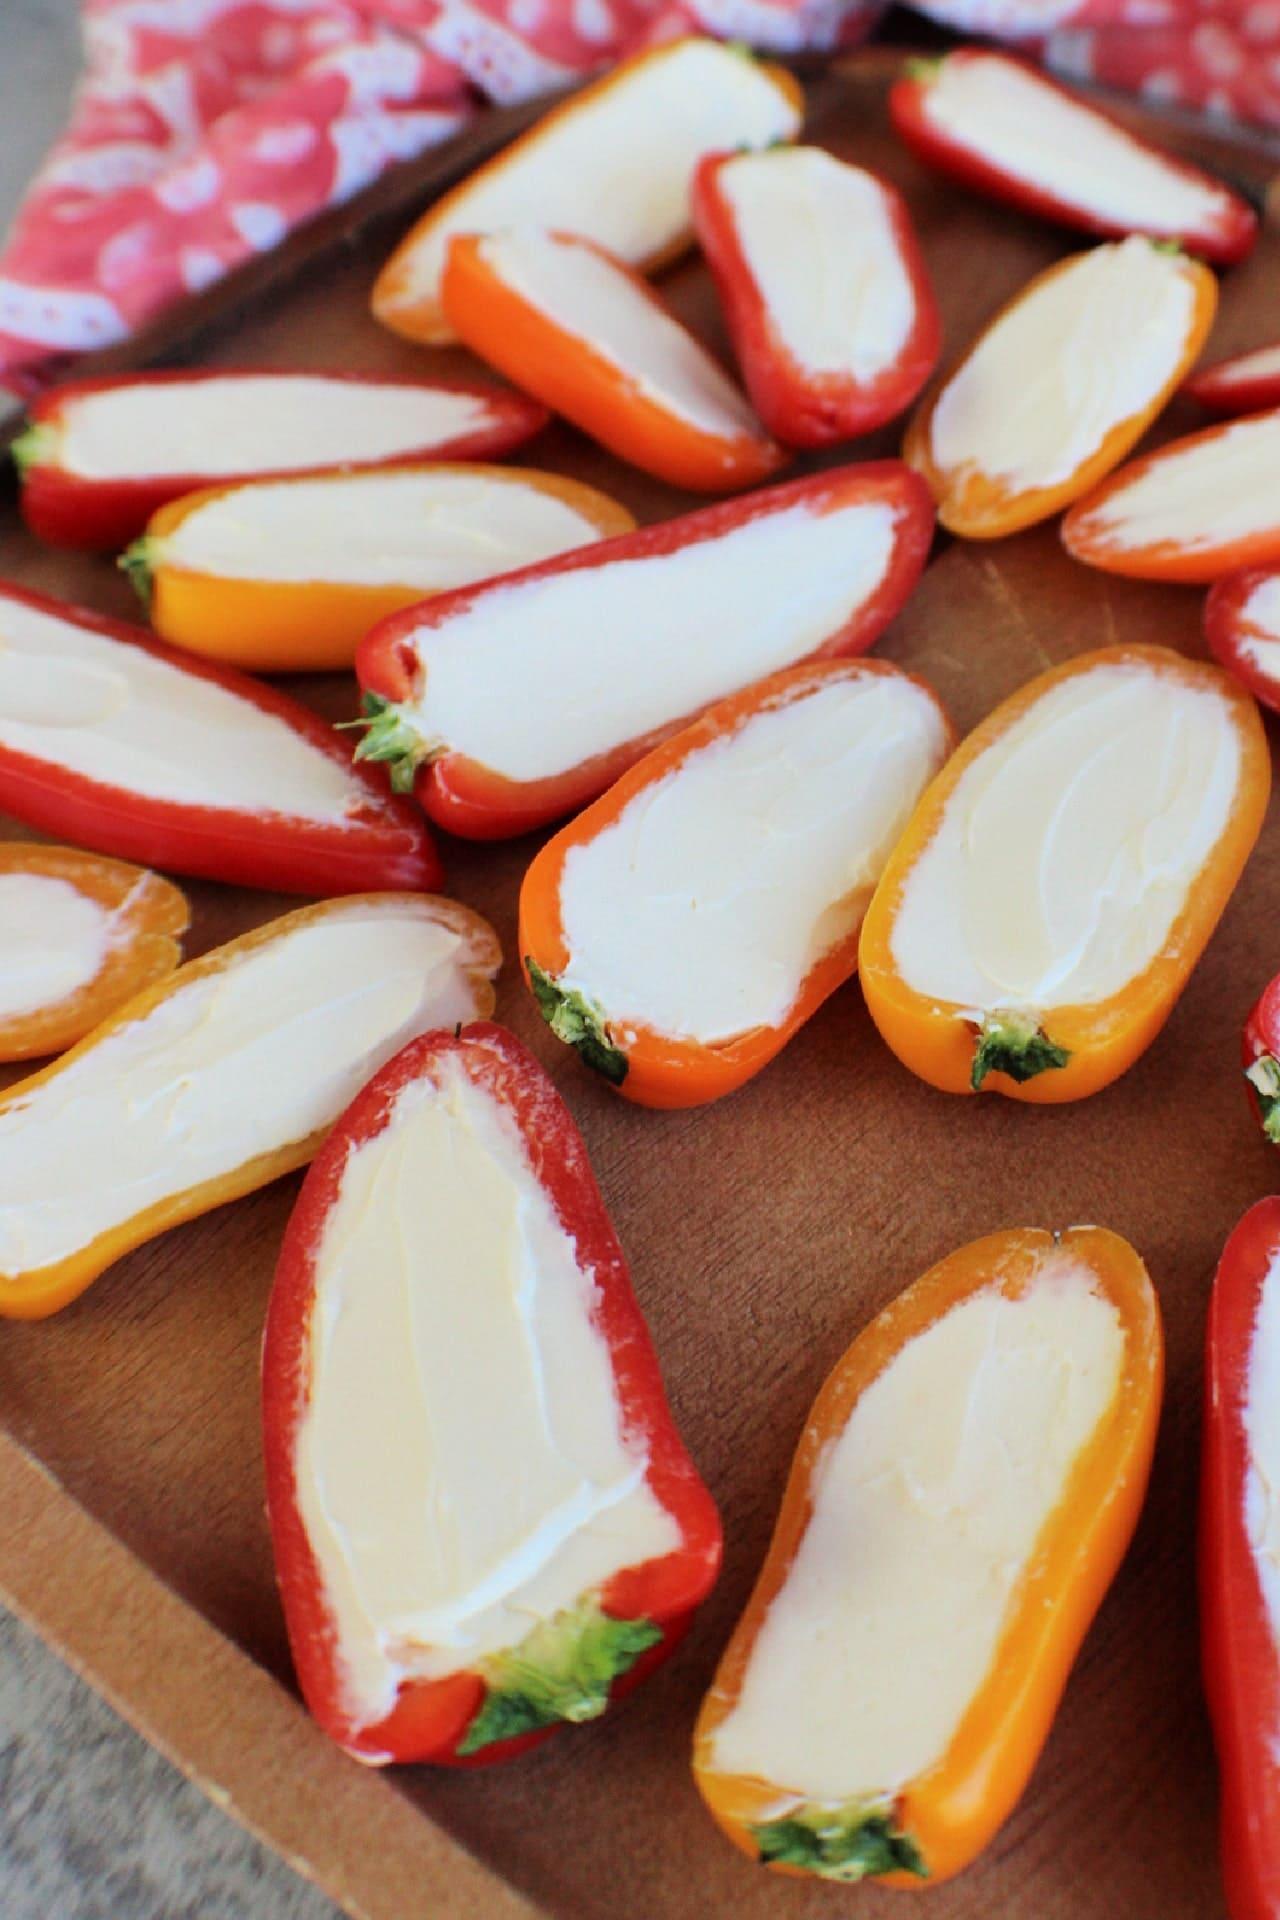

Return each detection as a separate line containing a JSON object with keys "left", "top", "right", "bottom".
{"left": 126, "top": 464, "right": 634, "bottom": 673}
{"left": 0, "top": 843, "right": 188, "bottom": 1062}
{"left": 693, "top": 1224, "right": 1163, "bottom": 1888}
{"left": 903, "top": 240, "right": 1217, "bottom": 538}
{"left": 443, "top": 231, "right": 786, "bottom": 494}
{"left": 858, "top": 644, "right": 1268, "bottom": 1103}
{"left": 519, "top": 658, "right": 953, "bottom": 1108}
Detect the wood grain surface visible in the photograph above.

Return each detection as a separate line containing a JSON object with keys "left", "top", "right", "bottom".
{"left": 1, "top": 49, "right": 1277, "bottom": 1920}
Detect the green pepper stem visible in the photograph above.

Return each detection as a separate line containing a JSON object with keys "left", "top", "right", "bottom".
{"left": 527, "top": 959, "right": 628, "bottom": 1086}
{"left": 751, "top": 1797, "right": 927, "bottom": 1882}
{"left": 971, "top": 1011, "right": 1071, "bottom": 1091}
{"left": 458, "top": 1597, "right": 660, "bottom": 1755}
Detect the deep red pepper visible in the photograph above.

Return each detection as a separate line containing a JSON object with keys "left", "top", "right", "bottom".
{"left": 1207, "top": 567, "right": 1280, "bottom": 716}
{"left": 262, "top": 1020, "right": 722, "bottom": 1765}
{"left": 1202, "top": 1196, "right": 1280, "bottom": 1920}
{"left": 353, "top": 462, "right": 935, "bottom": 840}
{"left": 0, "top": 582, "right": 440, "bottom": 894}
{"left": 13, "top": 367, "right": 549, "bottom": 552}
{"left": 1185, "top": 348, "right": 1280, "bottom": 421}
{"left": 1243, "top": 973, "right": 1280, "bottom": 1145}
{"left": 691, "top": 147, "right": 940, "bottom": 447}
{"left": 889, "top": 50, "right": 1257, "bottom": 266}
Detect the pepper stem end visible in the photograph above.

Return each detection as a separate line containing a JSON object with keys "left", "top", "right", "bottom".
{"left": 527, "top": 959, "right": 628, "bottom": 1086}
{"left": 971, "top": 1010, "right": 1070, "bottom": 1091}
{"left": 751, "top": 1798, "right": 928, "bottom": 1882}
{"left": 119, "top": 537, "right": 156, "bottom": 609}
{"left": 1246, "top": 1055, "right": 1280, "bottom": 1145}
{"left": 337, "top": 692, "right": 432, "bottom": 795}
{"left": 10, "top": 421, "right": 54, "bottom": 477}
{"left": 458, "top": 1597, "right": 660, "bottom": 1755}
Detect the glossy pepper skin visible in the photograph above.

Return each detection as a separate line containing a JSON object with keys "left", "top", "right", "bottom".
{"left": 0, "top": 583, "right": 441, "bottom": 894}
{"left": 0, "top": 843, "right": 189, "bottom": 1062}
{"left": 690, "top": 148, "right": 940, "bottom": 448}
{"left": 1243, "top": 974, "right": 1280, "bottom": 1145}
{"left": 127, "top": 464, "right": 635, "bottom": 674}
{"left": 12, "top": 368, "right": 549, "bottom": 552}
{"left": 694, "top": 1225, "right": 1163, "bottom": 1887}
{"left": 1202, "top": 1198, "right": 1280, "bottom": 1920}
{"left": 888, "top": 50, "right": 1257, "bottom": 265}
{"left": 441, "top": 231, "right": 786, "bottom": 493}
{"left": 903, "top": 243, "right": 1217, "bottom": 539}
{"left": 1207, "top": 567, "right": 1280, "bottom": 715}
{"left": 859, "top": 646, "right": 1270, "bottom": 1103}
{"left": 352, "top": 462, "right": 935, "bottom": 841}
{"left": 262, "top": 1021, "right": 722, "bottom": 1765}
{"left": 519, "top": 659, "right": 953, "bottom": 1108}
{"left": 1185, "top": 348, "right": 1280, "bottom": 420}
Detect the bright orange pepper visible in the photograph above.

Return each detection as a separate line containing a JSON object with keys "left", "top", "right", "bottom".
{"left": 858, "top": 645, "right": 1269, "bottom": 1103}
{"left": 0, "top": 843, "right": 188, "bottom": 1062}
{"left": 128, "top": 465, "right": 634, "bottom": 673}
{"left": 693, "top": 1224, "right": 1163, "bottom": 1888}
{"left": 902, "top": 243, "right": 1217, "bottom": 538}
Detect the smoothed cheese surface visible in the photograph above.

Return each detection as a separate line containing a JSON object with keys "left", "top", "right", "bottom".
{"left": 921, "top": 55, "right": 1228, "bottom": 230}
{"left": 557, "top": 674, "right": 947, "bottom": 1044}
{"left": 1244, "top": 1247, "right": 1280, "bottom": 1650}
{"left": 720, "top": 147, "right": 916, "bottom": 380}
{"left": 890, "top": 662, "right": 1240, "bottom": 1012}
{"left": 0, "top": 873, "right": 107, "bottom": 1018}
{"left": 1208, "top": 343, "right": 1280, "bottom": 389}
{"left": 473, "top": 230, "right": 758, "bottom": 438}
{"left": 1075, "top": 413, "right": 1280, "bottom": 553}
{"left": 0, "top": 595, "right": 367, "bottom": 819}
{"left": 0, "top": 902, "right": 483, "bottom": 1277}
{"left": 402, "top": 498, "right": 901, "bottom": 783}
{"left": 708, "top": 1251, "right": 1125, "bottom": 1801}
{"left": 929, "top": 239, "right": 1196, "bottom": 491}
{"left": 393, "top": 38, "right": 801, "bottom": 309}
{"left": 162, "top": 469, "right": 609, "bottom": 588}
{"left": 295, "top": 1054, "right": 680, "bottom": 1724}
{"left": 56, "top": 377, "right": 497, "bottom": 479}
{"left": 1238, "top": 578, "right": 1280, "bottom": 683}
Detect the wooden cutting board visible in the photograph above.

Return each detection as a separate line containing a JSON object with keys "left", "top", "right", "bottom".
{"left": 1, "top": 47, "right": 1278, "bottom": 1920}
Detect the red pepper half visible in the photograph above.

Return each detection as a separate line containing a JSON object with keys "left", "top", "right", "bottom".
{"left": 12, "top": 368, "right": 549, "bottom": 552}
{"left": 1207, "top": 567, "right": 1280, "bottom": 715}
{"left": 1185, "top": 346, "right": 1280, "bottom": 421}
{"left": 0, "top": 582, "right": 440, "bottom": 894}
{"left": 1243, "top": 973, "right": 1280, "bottom": 1146}
{"left": 889, "top": 50, "right": 1256, "bottom": 265}
{"left": 352, "top": 462, "right": 934, "bottom": 839}
{"left": 691, "top": 145, "right": 940, "bottom": 447}
{"left": 1202, "top": 1196, "right": 1280, "bottom": 1920}
{"left": 262, "top": 1020, "right": 722, "bottom": 1765}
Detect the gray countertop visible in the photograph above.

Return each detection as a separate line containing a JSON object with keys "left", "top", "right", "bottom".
{"left": 0, "top": 8, "right": 342, "bottom": 1917}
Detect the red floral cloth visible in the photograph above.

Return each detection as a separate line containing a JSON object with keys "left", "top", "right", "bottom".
{"left": 0, "top": 0, "right": 1269, "bottom": 395}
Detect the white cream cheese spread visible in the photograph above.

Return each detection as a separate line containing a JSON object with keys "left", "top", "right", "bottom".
{"left": 0, "top": 873, "right": 109, "bottom": 1019}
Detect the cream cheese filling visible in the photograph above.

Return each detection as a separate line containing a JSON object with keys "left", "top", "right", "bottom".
{"left": 719, "top": 147, "right": 916, "bottom": 381}
{"left": 472, "top": 230, "right": 758, "bottom": 438}
{"left": 55, "top": 377, "right": 499, "bottom": 480}
{"left": 0, "top": 900, "right": 485, "bottom": 1278}
{"left": 1074, "top": 414, "right": 1280, "bottom": 554}
{"left": 0, "top": 873, "right": 108, "bottom": 1019}
{"left": 708, "top": 1251, "right": 1125, "bottom": 1802}
{"left": 0, "top": 594, "right": 369, "bottom": 819}
{"left": 556, "top": 673, "right": 947, "bottom": 1044}
{"left": 392, "top": 38, "right": 801, "bottom": 312}
{"left": 401, "top": 497, "right": 902, "bottom": 784}
{"left": 929, "top": 239, "right": 1196, "bottom": 492}
{"left": 294, "top": 1054, "right": 679, "bottom": 1725}
{"left": 161, "top": 469, "right": 611, "bottom": 589}
{"left": 1244, "top": 1247, "right": 1280, "bottom": 1652}
{"left": 1238, "top": 577, "right": 1280, "bottom": 683}
{"left": 1205, "top": 344, "right": 1280, "bottom": 391}
{"left": 889, "top": 662, "right": 1240, "bottom": 1013}
{"left": 920, "top": 55, "right": 1230, "bottom": 232}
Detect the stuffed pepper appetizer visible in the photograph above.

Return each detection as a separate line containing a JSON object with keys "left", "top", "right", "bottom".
{"left": 263, "top": 1022, "right": 721, "bottom": 1764}
{"left": 694, "top": 1225, "right": 1162, "bottom": 1884}
{"left": 1185, "top": 344, "right": 1280, "bottom": 420}
{"left": 1207, "top": 567, "right": 1280, "bottom": 714}
{"left": 859, "top": 646, "right": 1268, "bottom": 1101}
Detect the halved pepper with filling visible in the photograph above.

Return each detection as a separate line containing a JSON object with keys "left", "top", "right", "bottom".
{"left": 1207, "top": 566, "right": 1280, "bottom": 715}
{"left": 442, "top": 231, "right": 785, "bottom": 493}
{"left": 124, "top": 464, "right": 634, "bottom": 673}
{"left": 903, "top": 237, "right": 1216, "bottom": 538}
{"left": 0, "top": 894, "right": 500, "bottom": 1318}
{"left": 1202, "top": 1197, "right": 1280, "bottom": 1920}
{"left": 1185, "top": 344, "right": 1280, "bottom": 420}
{"left": 694, "top": 1224, "right": 1162, "bottom": 1886}
{"left": 691, "top": 145, "right": 940, "bottom": 447}
{"left": 0, "top": 842, "right": 188, "bottom": 1062}
{"left": 858, "top": 644, "right": 1268, "bottom": 1102}
{"left": 1242, "top": 973, "right": 1280, "bottom": 1147}
{"left": 373, "top": 37, "right": 803, "bottom": 346}
{"left": 263, "top": 1021, "right": 721, "bottom": 1764}
{"left": 520, "top": 659, "right": 951, "bottom": 1107}
{"left": 351, "top": 463, "right": 934, "bottom": 840}
{"left": 12, "top": 368, "right": 549, "bottom": 552}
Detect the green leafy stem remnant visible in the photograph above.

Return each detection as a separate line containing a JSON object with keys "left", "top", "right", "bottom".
{"left": 752, "top": 1797, "right": 928, "bottom": 1883}
{"left": 971, "top": 1010, "right": 1070, "bottom": 1091}
{"left": 458, "top": 1598, "right": 660, "bottom": 1755}
{"left": 527, "top": 959, "right": 628, "bottom": 1086}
